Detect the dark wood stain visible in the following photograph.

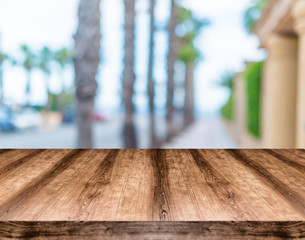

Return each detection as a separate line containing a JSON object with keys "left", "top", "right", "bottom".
{"left": 226, "top": 149, "right": 305, "bottom": 218}
{"left": 262, "top": 149, "right": 305, "bottom": 173}
{"left": 0, "top": 149, "right": 304, "bottom": 238}
{"left": 189, "top": 150, "right": 252, "bottom": 219}
{"left": 0, "top": 150, "right": 45, "bottom": 179}
{"left": 150, "top": 149, "right": 172, "bottom": 221}
{"left": 0, "top": 221, "right": 304, "bottom": 239}
{"left": 0, "top": 150, "right": 84, "bottom": 218}
{"left": 73, "top": 149, "right": 120, "bottom": 218}
{"left": 0, "top": 149, "right": 13, "bottom": 157}
{"left": 280, "top": 149, "right": 305, "bottom": 162}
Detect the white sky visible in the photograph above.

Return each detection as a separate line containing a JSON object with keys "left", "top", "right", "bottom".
{"left": 0, "top": 0, "right": 266, "bottom": 116}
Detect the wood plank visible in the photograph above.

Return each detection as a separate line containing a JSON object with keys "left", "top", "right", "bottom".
{"left": 0, "top": 149, "right": 304, "bottom": 239}
{"left": 197, "top": 149, "right": 304, "bottom": 220}
{"left": 226, "top": 149, "right": 305, "bottom": 218}
{"left": 262, "top": 149, "right": 305, "bottom": 173}
{"left": 272, "top": 149, "right": 305, "bottom": 166}
{"left": 0, "top": 150, "right": 73, "bottom": 207}
{"left": 1, "top": 150, "right": 112, "bottom": 220}
{"left": 0, "top": 221, "right": 304, "bottom": 240}
{"left": 0, "top": 150, "right": 84, "bottom": 220}
{"left": 0, "top": 149, "right": 38, "bottom": 170}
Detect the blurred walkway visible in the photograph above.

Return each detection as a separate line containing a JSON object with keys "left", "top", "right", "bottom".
{"left": 0, "top": 116, "right": 238, "bottom": 149}
{"left": 163, "top": 118, "right": 239, "bottom": 149}
{"left": 0, "top": 119, "right": 124, "bottom": 149}
{"left": 0, "top": 115, "right": 163, "bottom": 149}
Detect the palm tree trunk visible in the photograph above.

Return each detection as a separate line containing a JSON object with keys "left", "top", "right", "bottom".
{"left": 183, "top": 63, "right": 195, "bottom": 128}
{"left": 59, "top": 78, "right": 66, "bottom": 112}
{"left": 166, "top": 0, "right": 177, "bottom": 141}
{"left": 0, "top": 34, "right": 3, "bottom": 105}
{"left": 45, "top": 74, "right": 52, "bottom": 111}
{"left": 0, "top": 60, "right": 3, "bottom": 105}
{"left": 74, "top": 0, "right": 101, "bottom": 148}
{"left": 26, "top": 72, "right": 31, "bottom": 107}
{"left": 148, "top": 0, "right": 158, "bottom": 148}
{"left": 123, "top": 0, "right": 137, "bottom": 148}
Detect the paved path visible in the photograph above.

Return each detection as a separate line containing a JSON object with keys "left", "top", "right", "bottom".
{"left": 163, "top": 118, "right": 238, "bottom": 149}
{"left": 0, "top": 115, "right": 159, "bottom": 149}
{"left": 0, "top": 116, "right": 237, "bottom": 149}
{"left": 0, "top": 120, "right": 124, "bottom": 149}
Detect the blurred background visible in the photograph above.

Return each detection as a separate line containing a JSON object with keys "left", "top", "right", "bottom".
{"left": 0, "top": 0, "right": 303, "bottom": 149}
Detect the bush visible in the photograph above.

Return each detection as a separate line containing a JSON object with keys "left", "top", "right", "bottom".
{"left": 221, "top": 73, "right": 235, "bottom": 122}
{"left": 244, "top": 61, "right": 263, "bottom": 138}
{"left": 221, "top": 92, "right": 234, "bottom": 122}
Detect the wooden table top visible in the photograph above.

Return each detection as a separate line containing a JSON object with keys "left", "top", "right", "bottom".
{"left": 0, "top": 149, "right": 305, "bottom": 239}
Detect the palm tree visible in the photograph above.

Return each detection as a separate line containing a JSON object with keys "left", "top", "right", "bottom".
{"left": 74, "top": 0, "right": 101, "bottom": 148}
{"left": 179, "top": 43, "right": 197, "bottom": 127}
{"left": 177, "top": 8, "right": 196, "bottom": 128}
{"left": 20, "top": 45, "right": 37, "bottom": 107}
{"left": 148, "top": 0, "right": 158, "bottom": 148}
{"left": 122, "top": 0, "right": 137, "bottom": 148}
{"left": 0, "top": 52, "right": 9, "bottom": 105}
{"left": 0, "top": 51, "right": 15, "bottom": 105}
{"left": 0, "top": 34, "right": 5, "bottom": 105}
{"left": 176, "top": 8, "right": 207, "bottom": 128}
{"left": 54, "top": 48, "right": 74, "bottom": 111}
{"left": 55, "top": 48, "right": 73, "bottom": 69}
{"left": 38, "top": 47, "right": 54, "bottom": 111}
{"left": 166, "top": 0, "right": 177, "bottom": 141}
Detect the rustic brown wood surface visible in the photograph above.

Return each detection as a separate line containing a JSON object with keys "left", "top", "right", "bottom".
{"left": 0, "top": 149, "right": 304, "bottom": 239}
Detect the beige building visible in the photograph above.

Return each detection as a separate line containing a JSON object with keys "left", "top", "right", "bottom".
{"left": 233, "top": 0, "right": 305, "bottom": 148}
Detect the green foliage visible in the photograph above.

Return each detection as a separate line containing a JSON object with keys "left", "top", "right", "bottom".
{"left": 221, "top": 92, "right": 234, "bottom": 122}
{"left": 244, "top": 0, "right": 268, "bottom": 33}
{"left": 20, "top": 45, "right": 37, "bottom": 71}
{"left": 49, "top": 93, "right": 59, "bottom": 112}
{"left": 32, "top": 105, "right": 44, "bottom": 111}
{"left": 177, "top": 7, "right": 193, "bottom": 24}
{"left": 1, "top": 44, "right": 73, "bottom": 108}
{"left": 20, "top": 45, "right": 73, "bottom": 74}
{"left": 64, "top": 90, "right": 74, "bottom": 107}
{"left": 38, "top": 47, "right": 54, "bottom": 75}
{"left": 177, "top": 43, "right": 198, "bottom": 63}
{"left": 49, "top": 91, "right": 74, "bottom": 112}
{"left": 0, "top": 51, "right": 16, "bottom": 65}
{"left": 219, "top": 72, "right": 235, "bottom": 90}
{"left": 176, "top": 8, "right": 209, "bottom": 32}
{"left": 244, "top": 61, "right": 263, "bottom": 138}
{"left": 0, "top": 53, "right": 8, "bottom": 62}
{"left": 54, "top": 48, "right": 74, "bottom": 69}
{"left": 176, "top": 6, "right": 209, "bottom": 64}
{"left": 221, "top": 73, "right": 235, "bottom": 122}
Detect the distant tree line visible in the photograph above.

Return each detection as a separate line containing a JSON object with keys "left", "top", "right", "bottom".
{"left": 1, "top": 0, "right": 209, "bottom": 148}
{"left": 0, "top": 45, "right": 73, "bottom": 110}
{"left": 74, "top": 0, "right": 209, "bottom": 148}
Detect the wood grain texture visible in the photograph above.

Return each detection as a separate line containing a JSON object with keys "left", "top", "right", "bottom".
{"left": 226, "top": 149, "right": 305, "bottom": 217}
{"left": 0, "top": 221, "right": 304, "bottom": 240}
{"left": 0, "top": 149, "right": 304, "bottom": 239}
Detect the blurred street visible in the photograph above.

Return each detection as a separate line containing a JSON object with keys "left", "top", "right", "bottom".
{"left": 0, "top": 116, "right": 237, "bottom": 148}
{"left": 163, "top": 118, "right": 238, "bottom": 148}
{"left": 2, "top": 0, "right": 293, "bottom": 149}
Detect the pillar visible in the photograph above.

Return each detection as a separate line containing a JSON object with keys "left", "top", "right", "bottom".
{"left": 293, "top": 0, "right": 305, "bottom": 148}
{"left": 234, "top": 73, "right": 246, "bottom": 144}
{"left": 262, "top": 34, "right": 298, "bottom": 148}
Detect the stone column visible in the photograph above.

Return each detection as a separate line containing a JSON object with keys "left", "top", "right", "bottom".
{"left": 262, "top": 34, "right": 298, "bottom": 148}
{"left": 234, "top": 73, "right": 246, "bottom": 144}
{"left": 293, "top": 0, "right": 305, "bottom": 148}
